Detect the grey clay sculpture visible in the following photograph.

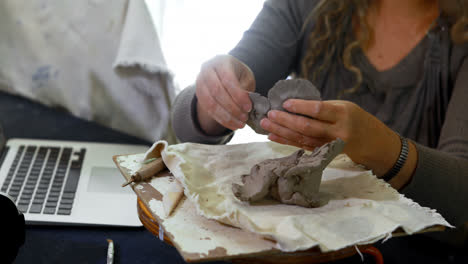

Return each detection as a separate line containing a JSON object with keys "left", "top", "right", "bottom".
{"left": 232, "top": 138, "right": 345, "bottom": 208}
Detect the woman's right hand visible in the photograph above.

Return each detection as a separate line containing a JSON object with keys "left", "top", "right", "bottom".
{"left": 195, "top": 55, "right": 255, "bottom": 135}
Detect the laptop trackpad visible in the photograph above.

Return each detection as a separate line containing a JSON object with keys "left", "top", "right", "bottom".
{"left": 87, "top": 167, "right": 133, "bottom": 194}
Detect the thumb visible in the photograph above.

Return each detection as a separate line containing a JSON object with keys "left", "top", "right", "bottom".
{"left": 239, "top": 65, "right": 256, "bottom": 92}
{"left": 229, "top": 55, "right": 255, "bottom": 92}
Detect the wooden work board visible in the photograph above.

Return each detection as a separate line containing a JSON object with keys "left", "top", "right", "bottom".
{"left": 113, "top": 154, "right": 444, "bottom": 263}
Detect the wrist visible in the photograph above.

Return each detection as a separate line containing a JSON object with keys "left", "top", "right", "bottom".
{"left": 356, "top": 131, "right": 417, "bottom": 190}
{"left": 382, "top": 135, "right": 409, "bottom": 181}
{"left": 347, "top": 124, "right": 401, "bottom": 176}
{"left": 370, "top": 129, "right": 402, "bottom": 177}
{"left": 388, "top": 140, "right": 417, "bottom": 189}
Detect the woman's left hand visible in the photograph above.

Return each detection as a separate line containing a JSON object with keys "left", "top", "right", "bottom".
{"left": 260, "top": 99, "right": 401, "bottom": 175}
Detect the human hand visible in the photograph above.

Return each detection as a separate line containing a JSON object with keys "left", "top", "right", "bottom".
{"left": 260, "top": 99, "right": 402, "bottom": 175}
{"left": 195, "top": 55, "right": 255, "bottom": 134}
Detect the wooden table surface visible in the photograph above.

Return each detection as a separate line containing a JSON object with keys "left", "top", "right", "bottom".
{"left": 136, "top": 198, "right": 383, "bottom": 264}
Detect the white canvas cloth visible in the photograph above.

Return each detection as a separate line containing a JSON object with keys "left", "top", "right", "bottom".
{"left": 0, "top": 0, "right": 174, "bottom": 142}
{"left": 158, "top": 141, "right": 452, "bottom": 252}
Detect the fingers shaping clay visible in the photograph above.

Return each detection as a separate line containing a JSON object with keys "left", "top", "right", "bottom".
{"left": 232, "top": 138, "right": 345, "bottom": 208}
{"left": 247, "top": 79, "right": 321, "bottom": 134}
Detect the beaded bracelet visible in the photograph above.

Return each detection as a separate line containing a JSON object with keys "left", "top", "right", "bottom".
{"left": 382, "top": 135, "right": 409, "bottom": 182}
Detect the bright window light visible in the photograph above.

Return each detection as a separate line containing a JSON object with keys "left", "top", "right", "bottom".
{"left": 146, "top": 0, "right": 265, "bottom": 92}
{"left": 146, "top": 0, "right": 268, "bottom": 144}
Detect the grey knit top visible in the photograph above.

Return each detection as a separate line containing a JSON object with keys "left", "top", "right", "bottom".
{"left": 171, "top": 0, "right": 468, "bottom": 237}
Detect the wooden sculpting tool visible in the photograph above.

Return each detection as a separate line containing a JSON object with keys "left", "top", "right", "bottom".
{"left": 122, "top": 157, "right": 166, "bottom": 187}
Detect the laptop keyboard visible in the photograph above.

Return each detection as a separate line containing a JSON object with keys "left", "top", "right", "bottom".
{"left": 1, "top": 145, "right": 85, "bottom": 215}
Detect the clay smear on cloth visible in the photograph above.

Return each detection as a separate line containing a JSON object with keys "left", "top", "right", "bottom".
{"left": 161, "top": 141, "right": 452, "bottom": 252}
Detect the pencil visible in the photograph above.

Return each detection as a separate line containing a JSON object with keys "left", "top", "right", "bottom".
{"left": 107, "top": 239, "right": 114, "bottom": 264}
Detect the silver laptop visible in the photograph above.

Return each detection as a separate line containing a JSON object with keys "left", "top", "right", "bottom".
{"left": 0, "top": 138, "right": 149, "bottom": 226}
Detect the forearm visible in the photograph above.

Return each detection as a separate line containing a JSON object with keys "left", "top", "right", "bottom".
{"left": 360, "top": 121, "right": 468, "bottom": 227}
{"left": 343, "top": 111, "right": 417, "bottom": 190}
{"left": 401, "top": 143, "right": 468, "bottom": 227}
{"left": 352, "top": 121, "right": 468, "bottom": 230}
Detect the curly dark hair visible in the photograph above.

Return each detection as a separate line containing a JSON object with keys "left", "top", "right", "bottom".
{"left": 300, "top": 0, "right": 468, "bottom": 95}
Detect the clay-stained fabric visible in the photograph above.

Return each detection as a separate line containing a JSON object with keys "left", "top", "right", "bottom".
{"left": 161, "top": 141, "right": 452, "bottom": 252}
{"left": 0, "top": 0, "right": 174, "bottom": 142}
{"left": 116, "top": 152, "right": 277, "bottom": 261}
